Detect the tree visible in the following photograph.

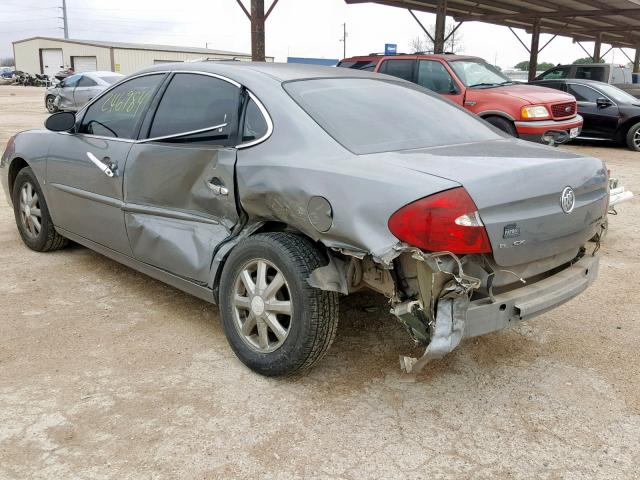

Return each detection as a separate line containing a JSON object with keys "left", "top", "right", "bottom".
{"left": 410, "top": 22, "right": 463, "bottom": 54}
{"left": 572, "top": 57, "right": 605, "bottom": 64}
{"left": 513, "top": 60, "right": 555, "bottom": 71}
{"left": 0, "top": 57, "right": 14, "bottom": 67}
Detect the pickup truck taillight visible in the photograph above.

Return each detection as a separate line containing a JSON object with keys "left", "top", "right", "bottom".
{"left": 388, "top": 187, "right": 492, "bottom": 254}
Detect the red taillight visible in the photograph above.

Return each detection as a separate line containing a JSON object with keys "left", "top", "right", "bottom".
{"left": 388, "top": 187, "right": 492, "bottom": 254}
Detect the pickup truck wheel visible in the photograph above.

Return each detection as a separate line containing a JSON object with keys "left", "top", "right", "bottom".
{"left": 45, "top": 95, "right": 58, "bottom": 113}
{"left": 12, "top": 167, "right": 68, "bottom": 252}
{"left": 485, "top": 116, "right": 517, "bottom": 137}
{"left": 625, "top": 122, "right": 640, "bottom": 151}
{"left": 219, "top": 232, "right": 339, "bottom": 376}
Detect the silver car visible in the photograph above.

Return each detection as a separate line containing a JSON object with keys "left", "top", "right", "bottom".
{"left": 45, "top": 71, "right": 124, "bottom": 113}
{"left": 3, "top": 63, "right": 607, "bottom": 376}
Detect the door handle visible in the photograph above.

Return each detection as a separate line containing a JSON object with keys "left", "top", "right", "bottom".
{"left": 86, "top": 152, "right": 115, "bottom": 177}
{"left": 206, "top": 177, "right": 228, "bottom": 196}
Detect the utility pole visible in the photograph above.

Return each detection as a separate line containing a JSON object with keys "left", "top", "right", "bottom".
{"left": 339, "top": 23, "right": 347, "bottom": 58}
{"left": 61, "top": 0, "right": 69, "bottom": 39}
{"left": 235, "top": 0, "right": 279, "bottom": 62}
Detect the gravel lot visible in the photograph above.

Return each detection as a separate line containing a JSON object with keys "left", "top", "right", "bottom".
{"left": 1, "top": 85, "right": 639, "bottom": 479}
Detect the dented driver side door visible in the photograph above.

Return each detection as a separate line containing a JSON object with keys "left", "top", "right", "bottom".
{"left": 123, "top": 72, "right": 241, "bottom": 284}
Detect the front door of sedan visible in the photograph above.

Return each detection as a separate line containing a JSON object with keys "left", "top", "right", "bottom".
{"left": 46, "top": 73, "right": 166, "bottom": 255}
{"left": 123, "top": 72, "right": 242, "bottom": 284}
{"left": 567, "top": 82, "right": 619, "bottom": 139}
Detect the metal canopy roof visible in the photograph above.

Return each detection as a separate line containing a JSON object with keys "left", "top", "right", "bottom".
{"left": 345, "top": 0, "right": 640, "bottom": 49}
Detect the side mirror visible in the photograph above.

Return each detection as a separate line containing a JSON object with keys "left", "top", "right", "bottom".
{"left": 596, "top": 97, "right": 611, "bottom": 108}
{"left": 541, "top": 129, "right": 570, "bottom": 147}
{"left": 45, "top": 111, "right": 76, "bottom": 132}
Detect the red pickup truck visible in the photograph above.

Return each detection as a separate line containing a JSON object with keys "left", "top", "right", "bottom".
{"left": 338, "top": 54, "right": 583, "bottom": 143}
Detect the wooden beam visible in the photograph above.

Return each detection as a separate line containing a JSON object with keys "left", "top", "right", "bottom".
{"left": 235, "top": 0, "right": 251, "bottom": 20}
{"left": 251, "top": 0, "right": 266, "bottom": 62}
{"left": 454, "top": 7, "right": 640, "bottom": 22}
{"left": 434, "top": 0, "right": 447, "bottom": 54}
{"left": 593, "top": 33, "right": 602, "bottom": 62}
{"left": 408, "top": 9, "right": 435, "bottom": 43}
{"left": 528, "top": 18, "right": 540, "bottom": 82}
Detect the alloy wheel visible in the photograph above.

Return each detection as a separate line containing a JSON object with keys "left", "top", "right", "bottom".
{"left": 634, "top": 129, "right": 640, "bottom": 149}
{"left": 232, "top": 258, "right": 293, "bottom": 353}
{"left": 19, "top": 182, "right": 42, "bottom": 239}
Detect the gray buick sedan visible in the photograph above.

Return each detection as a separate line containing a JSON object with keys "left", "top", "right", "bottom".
{"left": 1, "top": 62, "right": 608, "bottom": 376}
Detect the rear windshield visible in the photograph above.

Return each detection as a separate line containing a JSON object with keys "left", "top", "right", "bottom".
{"left": 337, "top": 60, "right": 377, "bottom": 71}
{"left": 284, "top": 78, "right": 502, "bottom": 155}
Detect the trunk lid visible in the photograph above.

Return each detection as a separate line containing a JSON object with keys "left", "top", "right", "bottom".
{"left": 381, "top": 139, "right": 608, "bottom": 266}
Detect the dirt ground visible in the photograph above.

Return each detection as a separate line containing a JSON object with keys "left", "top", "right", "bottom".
{"left": 0, "top": 85, "right": 639, "bottom": 479}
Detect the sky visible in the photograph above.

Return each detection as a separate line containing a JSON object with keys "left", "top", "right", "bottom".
{"left": 1, "top": 0, "right": 636, "bottom": 69}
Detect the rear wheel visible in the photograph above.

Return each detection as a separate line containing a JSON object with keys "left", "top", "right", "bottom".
{"left": 625, "top": 122, "right": 640, "bottom": 151}
{"left": 485, "top": 116, "right": 517, "bottom": 137}
{"left": 45, "top": 95, "right": 58, "bottom": 113}
{"left": 12, "top": 167, "right": 67, "bottom": 252}
{"left": 219, "top": 233, "right": 339, "bottom": 376}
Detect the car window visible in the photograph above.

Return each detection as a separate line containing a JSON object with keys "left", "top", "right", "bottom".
{"left": 539, "top": 67, "right": 570, "bottom": 80}
{"left": 148, "top": 73, "right": 240, "bottom": 144}
{"left": 78, "top": 74, "right": 163, "bottom": 139}
{"left": 62, "top": 74, "right": 81, "bottom": 88}
{"left": 449, "top": 60, "right": 510, "bottom": 87}
{"left": 78, "top": 76, "right": 97, "bottom": 87}
{"left": 284, "top": 78, "right": 502, "bottom": 155}
{"left": 337, "top": 60, "right": 378, "bottom": 71}
{"left": 596, "top": 83, "right": 637, "bottom": 103}
{"left": 538, "top": 81, "right": 564, "bottom": 92}
{"left": 241, "top": 98, "right": 269, "bottom": 143}
{"left": 417, "top": 60, "right": 457, "bottom": 94}
{"left": 378, "top": 59, "right": 415, "bottom": 82}
{"left": 575, "top": 66, "right": 604, "bottom": 82}
{"left": 567, "top": 84, "right": 601, "bottom": 103}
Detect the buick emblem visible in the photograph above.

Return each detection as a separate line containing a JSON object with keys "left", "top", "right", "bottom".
{"left": 565, "top": 105, "right": 572, "bottom": 113}
{"left": 560, "top": 186, "right": 575, "bottom": 214}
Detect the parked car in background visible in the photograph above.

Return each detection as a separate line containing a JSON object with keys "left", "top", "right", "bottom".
{"left": 3, "top": 62, "right": 607, "bottom": 376}
{"left": 338, "top": 54, "right": 583, "bottom": 143}
{"left": 535, "top": 63, "right": 640, "bottom": 99}
{"left": 45, "top": 71, "right": 124, "bottom": 113}
{"left": 530, "top": 78, "right": 640, "bottom": 151}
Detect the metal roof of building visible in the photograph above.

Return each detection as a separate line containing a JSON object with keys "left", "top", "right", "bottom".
{"left": 13, "top": 37, "right": 261, "bottom": 58}
{"left": 345, "top": 1, "right": 640, "bottom": 49}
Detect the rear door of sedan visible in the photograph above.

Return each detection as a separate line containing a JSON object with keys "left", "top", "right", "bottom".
{"left": 123, "top": 72, "right": 242, "bottom": 284}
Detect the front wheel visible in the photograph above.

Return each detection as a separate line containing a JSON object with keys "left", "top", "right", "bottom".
{"left": 625, "top": 122, "right": 640, "bottom": 151}
{"left": 219, "top": 233, "right": 339, "bottom": 376}
{"left": 12, "top": 167, "right": 67, "bottom": 252}
{"left": 485, "top": 116, "right": 518, "bottom": 137}
{"left": 45, "top": 95, "right": 58, "bottom": 113}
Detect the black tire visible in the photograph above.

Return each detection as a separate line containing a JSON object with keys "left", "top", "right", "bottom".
{"left": 45, "top": 95, "right": 58, "bottom": 113}
{"left": 625, "top": 122, "right": 640, "bottom": 151}
{"left": 485, "top": 116, "right": 518, "bottom": 137}
{"left": 219, "top": 232, "right": 339, "bottom": 376}
{"left": 12, "top": 167, "right": 67, "bottom": 252}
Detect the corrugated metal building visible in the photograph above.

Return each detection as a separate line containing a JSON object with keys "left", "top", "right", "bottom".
{"left": 13, "top": 37, "right": 272, "bottom": 77}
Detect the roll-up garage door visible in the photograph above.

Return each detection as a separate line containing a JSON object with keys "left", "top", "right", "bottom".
{"left": 72, "top": 56, "right": 97, "bottom": 73}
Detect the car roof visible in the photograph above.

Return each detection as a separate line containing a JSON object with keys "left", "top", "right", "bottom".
{"left": 85, "top": 71, "right": 124, "bottom": 78}
{"left": 136, "top": 61, "right": 389, "bottom": 83}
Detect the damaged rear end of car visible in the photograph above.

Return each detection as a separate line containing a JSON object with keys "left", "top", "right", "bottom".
{"left": 278, "top": 75, "right": 608, "bottom": 373}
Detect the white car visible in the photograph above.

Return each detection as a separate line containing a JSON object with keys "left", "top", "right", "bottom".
{"left": 45, "top": 71, "right": 124, "bottom": 113}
